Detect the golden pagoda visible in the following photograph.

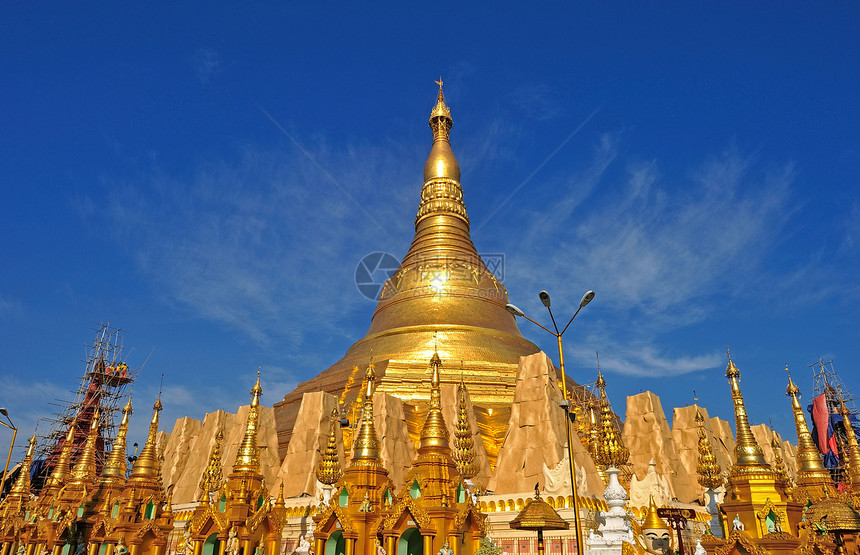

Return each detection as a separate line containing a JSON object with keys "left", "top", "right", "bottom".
{"left": 695, "top": 406, "right": 724, "bottom": 492}
{"left": 275, "top": 80, "right": 544, "bottom": 467}
{"left": 186, "top": 374, "right": 286, "bottom": 555}
{"left": 785, "top": 372, "right": 833, "bottom": 503}
{"left": 838, "top": 399, "right": 860, "bottom": 498}
{"left": 313, "top": 352, "right": 486, "bottom": 555}
{"left": 718, "top": 351, "right": 802, "bottom": 544}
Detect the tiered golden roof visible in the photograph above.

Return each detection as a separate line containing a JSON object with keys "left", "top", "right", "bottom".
{"left": 593, "top": 369, "right": 629, "bottom": 468}
{"left": 695, "top": 406, "right": 724, "bottom": 490}
{"left": 44, "top": 419, "right": 76, "bottom": 493}
{"left": 316, "top": 408, "right": 342, "bottom": 485}
{"left": 419, "top": 351, "right": 451, "bottom": 453}
{"left": 453, "top": 375, "right": 479, "bottom": 480}
{"left": 509, "top": 485, "right": 569, "bottom": 531}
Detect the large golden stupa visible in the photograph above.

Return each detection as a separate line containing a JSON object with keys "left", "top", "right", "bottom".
{"left": 274, "top": 81, "right": 541, "bottom": 464}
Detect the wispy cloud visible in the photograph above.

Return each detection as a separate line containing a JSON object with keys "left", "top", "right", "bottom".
{"left": 501, "top": 137, "right": 796, "bottom": 377}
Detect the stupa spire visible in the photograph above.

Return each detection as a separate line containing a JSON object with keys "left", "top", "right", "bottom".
{"left": 128, "top": 395, "right": 163, "bottom": 482}
{"left": 695, "top": 406, "right": 724, "bottom": 490}
{"left": 786, "top": 371, "right": 831, "bottom": 487}
{"left": 770, "top": 434, "right": 793, "bottom": 491}
{"left": 198, "top": 430, "right": 224, "bottom": 502}
{"left": 838, "top": 398, "right": 860, "bottom": 487}
{"left": 725, "top": 349, "right": 769, "bottom": 468}
{"left": 316, "top": 408, "right": 342, "bottom": 485}
{"left": 69, "top": 407, "right": 101, "bottom": 487}
{"left": 351, "top": 362, "right": 382, "bottom": 466}
{"left": 421, "top": 77, "right": 462, "bottom": 194}
{"left": 8, "top": 432, "right": 37, "bottom": 497}
{"left": 419, "top": 349, "right": 451, "bottom": 453}
{"left": 233, "top": 372, "right": 263, "bottom": 474}
{"left": 643, "top": 495, "right": 669, "bottom": 530}
{"left": 101, "top": 398, "right": 132, "bottom": 484}
{"left": 453, "top": 373, "right": 478, "bottom": 480}
{"left": 46, "top": 419, "right": 76, "bottom": 491}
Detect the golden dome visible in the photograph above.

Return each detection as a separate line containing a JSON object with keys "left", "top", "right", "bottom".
{"left": 276, "top": 82, "right": 542, "bottom": 463}
{"left": 642, "top": 495, "right": 670, "bottom": 530}
{"left": 510, "top": 485, "right": 569, "bottom": 531}
{"left": 805, "top": 498, "right": 860, "bottom": 532}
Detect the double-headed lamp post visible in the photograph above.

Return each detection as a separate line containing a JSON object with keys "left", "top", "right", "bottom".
{"left": 506, "top": 290, "right": 595, "bottom": 555}
{"left": 0, "top": 408, "right": 18, "bottom": 500}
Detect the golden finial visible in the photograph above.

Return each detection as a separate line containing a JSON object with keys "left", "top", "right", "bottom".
{"left": 419, "top": 347, "right": 451, "bottom": 453}
{"left": 70, "top": 407, "right": 101, "bottom": 487}
{"left": 101, "top": 398, "right": 132, "bottom": 483}
{"left": 317, "top": 408, "right": 343, "bottom": 485}
{"left": 696, "top": 404, "right": 723, "bottom": 490}
{"left": 351, "top": 360, "right": 382, "bottom": 466}
{"left": 786, "top": 369, "right": 831, "bottom": 488}
{"left": 275, "top": 483, "right": 285, "bottom": 508}
{"left": 453, "top": 377, "right": 478, "bottom": 479}
{"left": 199, "top": 430, "right": 224, "bottom": 502}
{"left": 593, "top": 370, "right": 629, "bottom": 468}
{"left": 46, "top": 419, "right": 77, "bottom": 491}
{"left": 642, "top": 495, "right": 670, "bottom": 530}
{"left": 724, "top": 351, "right": 769, "bottom": 468}
{"left": 233, "top": 373, "right": 263, "bottom": 474}
{"left": 421, "top": 77, "right": 463, "bottom": 194}
{"left": 128, "top": 395, "right": 163, "bottom": 483}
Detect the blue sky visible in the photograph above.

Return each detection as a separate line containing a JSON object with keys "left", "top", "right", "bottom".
{"left": 1, "top": 3, "right": 858, "bottom": 457}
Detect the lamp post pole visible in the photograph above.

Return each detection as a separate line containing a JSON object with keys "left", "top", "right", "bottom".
{"left": 507, "top": 290, "right": 595, "bottom": 555}
{"left": 0, "top": 408, "right": 18, "bottom": 500}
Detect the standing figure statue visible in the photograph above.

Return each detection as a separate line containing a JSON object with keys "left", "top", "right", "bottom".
{"left": 16, "top": 546, "right": 25, "bottom": 555}
{"left": 116, "top": 538, "right": 129, "bottom": 555}
{"left": 254, "top": 542, "right": 265, "bottom": 555}
{"left": 437, "top": 541, "right": 453, "bottom": 555}
{"left": 375, "top": 538, "right": 386, "bottom": 555}
{"left": 226, "top": 528, "right": 240, "bottom": 555}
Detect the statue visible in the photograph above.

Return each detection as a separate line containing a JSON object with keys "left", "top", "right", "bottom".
{"left": 297, "top": 535, "right": 312, "bottom": 555}
{"left": 226, "top": 528, "right": 240, "bottom": 555}
{"left": 437, "top": 541, "right": 453, "bottom": 555}
{"left": 254, "top": 542, "right": 265, "bottom": 555}
{"left": 359, "top": 492, "right": 372, "bottom": 513}
{"left": 375, "top": 538, "right": 386, "bottom": 555}
{"left": 116, "top": 539, "right": 129, "bottom": 555}
{"left": 694, "top": 539, "right": 707, "bottom": 555}
{"left": 732, "top": 515, "right": 744, "bottom": 531}
{"left": 17, "top": 546, "right": 25, "bottom": 555}
{"left": 639, "top": 498, "right": 671, "bottom": 555}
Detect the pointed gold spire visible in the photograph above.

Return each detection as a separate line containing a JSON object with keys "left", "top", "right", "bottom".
{"left": 725, "top": 349, "right": 769, "bottom": 468}
{"left": 316, "top": 408, "right": 342, "bottom": 485}
{"left": 233, "top": 372, "right": 263, "bottom": 475}
{"left": 128, "top": 396, "right": 163, "bottom": 483}
{"left": 421, "top": 77, "right": 461, "bottom": 189}
{"left": 695, "top": 406, "right": 724, "bottom": 490}
{"left": 642, "top": 495, "right": 670, "bottom": 530}
{"left": 101, "top": 399, "right": 132, "bottom": 484}
{"left": 69, "top": 408, "right": 100, "bottom": 487}
{"left": 838, "top": 399, "right": 860, "bottom": 487}
{"left": 593, "top": 369, "right": 629, "bottom": 468}
{"left": 453, "top": 374, "right": 478, "bottom": 479}
{"left": 786, "top": 371, "right": 832, "bottom": 489}
{"left": 418, "top": 350, "right": 451, "bottom": 453}
{"left": 8, "top": 433, "right": 37, "bottom": 497}
{"left": 351, "top": 362, "right": 382, "bottom": 466}
{"left": 199, "top": 430, "right": 224, "bottom": 501}
{"left": 46, "top": 419, "right": 76, "bottom": 491}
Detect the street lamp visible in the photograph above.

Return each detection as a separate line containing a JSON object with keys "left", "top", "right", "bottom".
{"left": 506, "top": 290, "right": 595, "bottom": 555}
{"left": 0, "top": 408, "right": 18, "bottom": 500}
